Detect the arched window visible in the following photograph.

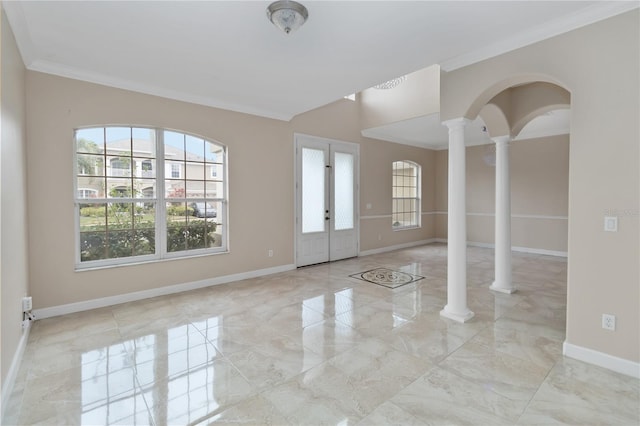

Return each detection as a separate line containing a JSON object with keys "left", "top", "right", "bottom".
{"left": 74, "top": 126, "right": 227, "bottom": 268}
{"left": 77, "top": 188, "right": 98, "bottom": 199}
{"left": 392, "top": 160, "right": 421, "bottom": 229}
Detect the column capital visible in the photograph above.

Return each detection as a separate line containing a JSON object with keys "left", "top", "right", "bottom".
{"left": 491, "top": 135, "right": 511, "bottom": 145}
{"left": 441, "top": 117, "right": 472, "bottom": 130}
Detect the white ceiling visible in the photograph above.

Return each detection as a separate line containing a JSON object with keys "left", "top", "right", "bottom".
{"left": 5, "top": 1, "right": 635, "bottom": 125}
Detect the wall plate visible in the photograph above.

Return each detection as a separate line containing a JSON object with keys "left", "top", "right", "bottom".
{"left": 604, "top": 216, "right": 618, "bottom": 232}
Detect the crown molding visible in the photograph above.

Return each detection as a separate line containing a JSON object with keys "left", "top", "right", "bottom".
{"left": 6, "top": 1, "right": 637, "bottom": 121}
{"left": 441, "top": 2, "right": 640, "bottom": 72}
{"left": 2, "top": 1, "right": 36, "bottom": 66}
{"left": 4, "top": 1, "right": 294, "bottom": 121}
{"left": 28, "top": 59, "right": 293, "bottom": 121}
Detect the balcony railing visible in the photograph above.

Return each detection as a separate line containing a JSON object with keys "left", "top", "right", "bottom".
{"left": 109, "top": 168, "right": 131, "bottom": 177}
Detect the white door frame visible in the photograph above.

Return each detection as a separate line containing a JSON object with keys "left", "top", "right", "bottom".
{"left": 294, "top": 133, "right": 360, "bottom": 267}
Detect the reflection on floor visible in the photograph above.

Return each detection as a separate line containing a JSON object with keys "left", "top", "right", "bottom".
{"left": 3, "top": 244, "right": 639, "bottom": 425}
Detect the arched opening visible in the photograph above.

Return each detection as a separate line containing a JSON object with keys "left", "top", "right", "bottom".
{"left": 441, "top": 75, "right": 572, "bottom": 325}
{"left": 464, "top": 74, "right": 570, "bottom": 122}
{"left": 474, "top": 82, "right": 570, "bottom": 253}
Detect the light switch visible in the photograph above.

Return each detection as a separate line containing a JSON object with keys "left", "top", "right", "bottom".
{"left": 604, "top": 216, "right": 618, "bottom": 232}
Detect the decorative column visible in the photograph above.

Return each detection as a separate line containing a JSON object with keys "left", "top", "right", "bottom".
{"left": 440, "top": 118, "right": 474, "bottom": 323}
{"left": 490, "top": 135, "right": 516, "bottom": 294}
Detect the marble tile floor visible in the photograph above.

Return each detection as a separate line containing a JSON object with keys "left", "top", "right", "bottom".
{"left": 3, "top": 244, "right": 639, "bottom": 425}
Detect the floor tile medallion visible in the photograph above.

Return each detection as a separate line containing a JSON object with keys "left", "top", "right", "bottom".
{"left": 349, "top": 268, "right": 425, "bottom": 289}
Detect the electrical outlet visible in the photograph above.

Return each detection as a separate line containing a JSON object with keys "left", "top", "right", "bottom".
{"left": 268, "top": 249, "right": 274, "bottom": 257}
{"left": 602, "top": 314, "right": 616, "bottom": 331}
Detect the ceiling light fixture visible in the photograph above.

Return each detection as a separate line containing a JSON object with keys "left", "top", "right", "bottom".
{"left": 266, "top": 0, "right": 309, "bottom": 34}
{"left": 373, "top": 76, "right": 407, "bottom": 90}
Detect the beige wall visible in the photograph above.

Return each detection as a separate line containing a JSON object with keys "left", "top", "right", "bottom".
{"left": 26, "top": 72, "right": 293, "bottom": 308}
{"left": 1, "top": 7, "right": 29, "bottom": 391}
{"left": 441, "top": 10, "right": 639, "bottom": 362}
{"left": 434, "top": 135, "right": 569, "bottom": 253}
{"left": 360, "top": 65, "right": 440, "bottom": 130}
{"left": 357, "top": 138, "right": 436, "bottom": 252}
{"left": 25, "top": 72, "right": 435, "bottom": 311}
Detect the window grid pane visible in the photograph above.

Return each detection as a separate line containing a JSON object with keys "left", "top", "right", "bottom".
{"left": 392, "top": 161, "right": 420, "bottom": 229}
{"left": 164, "top": 130, "right": 224, "bottom": 255}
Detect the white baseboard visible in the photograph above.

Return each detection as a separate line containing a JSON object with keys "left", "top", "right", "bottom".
{"left": 1, "top": 323, "right": 30, "bottom": 421}
{"left": 359, "top": 239, "right": 439, "bottom": 257}
{"left": 563, "top": 341, "right": 640, "bottom": 379}
{"left": 33, "top": 264, "right": 296, "bottom": 320}
{"left": 511, "top": 246, "right": 567, "bottom": 258}
{"left": 436, "top": 238, "right": 568, "bottom": 258}
{"left": 360, "top": 238, "right": 566, "bottom": 259}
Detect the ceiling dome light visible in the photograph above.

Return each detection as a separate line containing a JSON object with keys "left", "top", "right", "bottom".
{"left": 267, "top": 0, "right": 309, "bottom": 34}
{"left": 374, "top": 76, "right": 407, "bottom": 90}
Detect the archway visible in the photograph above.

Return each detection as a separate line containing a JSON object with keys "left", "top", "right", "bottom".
{"left": 440, "top": 76, "right": 571, "bottom": 323}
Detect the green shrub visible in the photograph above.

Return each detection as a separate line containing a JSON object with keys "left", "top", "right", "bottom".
{"left": 80, "top": 227, "right": 155, "bottom": 261}
{"left": 80, "top": 220, "right": 216, "bottom": 261}
{"left": 166, "top": 205, "right": 194, "bottom": 217}
{"left": 167, "top": 221, "right": 216, "bottom": 252}
{"left": 80, "top": 206, "right": 106, "bottom": 217}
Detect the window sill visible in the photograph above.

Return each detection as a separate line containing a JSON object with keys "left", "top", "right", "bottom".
{"left": 392, "top": 225, "right": 421, "bottom": 232}
{"left": 75, "top": 249, "right": 229, "bottom": 272}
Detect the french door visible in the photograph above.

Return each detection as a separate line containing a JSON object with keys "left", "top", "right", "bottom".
{"left": 295, "top": 134, "right": 359, "bottom": 267}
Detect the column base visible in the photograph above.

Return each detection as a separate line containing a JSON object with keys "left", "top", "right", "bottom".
{"left": 440, "top": 306, "right": 475, "bottom": 323}
{"left": 490, "top": 282, "right": 517, "bottom": 294}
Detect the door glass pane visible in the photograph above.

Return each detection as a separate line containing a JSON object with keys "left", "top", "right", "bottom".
{"left": 334, "top": 152, "right": 354, "bottom": 231}
{"left": 302, "top": 148, "right": 325, "bottom": 233}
